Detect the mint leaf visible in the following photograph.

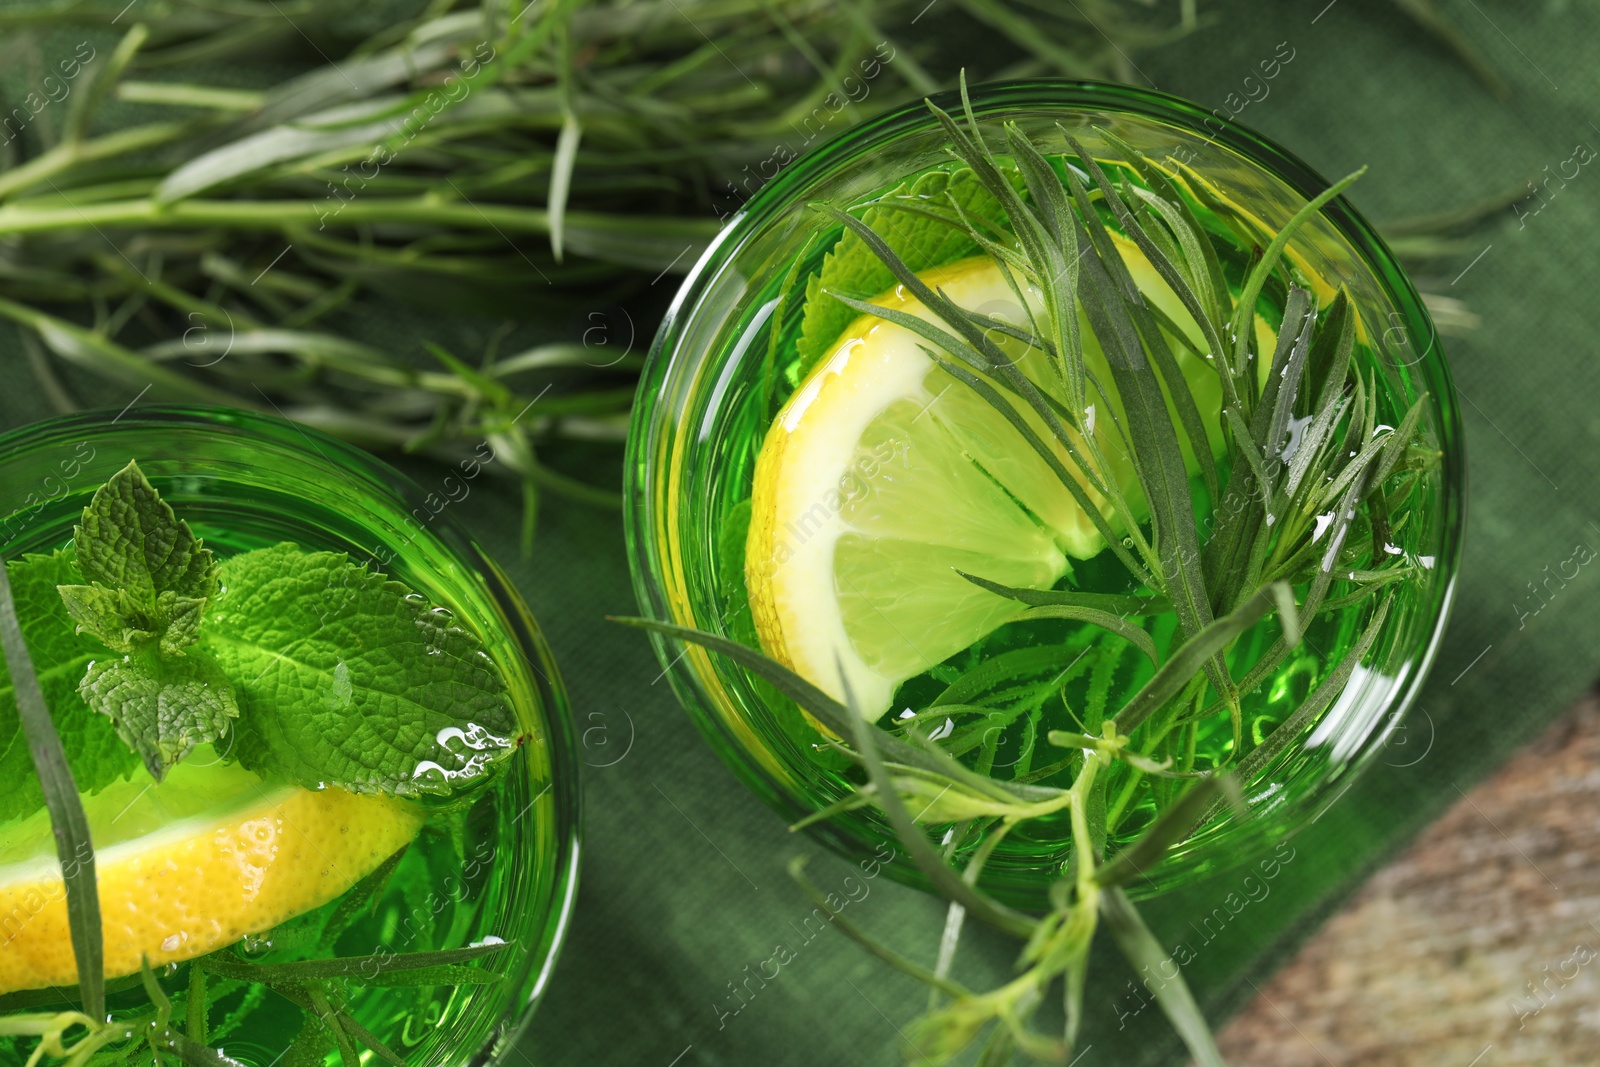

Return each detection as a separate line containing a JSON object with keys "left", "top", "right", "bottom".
{"left": 59, "top": 460, "right": 215, "bottom": 658}
{"left": 54, "top": 459, "right": 234, "bottom": 781}
{"left": 794, "top": 166, "right": 1019, "bottom": 377}
{"left": 158, "top": 593, "right": 205, "bottom": 655}
{"left": 73, "top": 459, "right": 215, "bottom": 604}
{"left": 57, "top": 583, "right": 154, "bottom": 653}
{"left": 79, "top": 651, "right": 239, "bottom": 780}
{"left": 0, "top": 551, "right": 141, "bottom": 825}
{"left": 202, "top": 543, "right": 519, "bottom": 797}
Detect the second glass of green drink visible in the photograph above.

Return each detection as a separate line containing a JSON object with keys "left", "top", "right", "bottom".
{"left": 0, "top": 408, "right": 580, "bottom": 1067}
{"left": 626, "top": 81, "right": 1462, "bottom": 907}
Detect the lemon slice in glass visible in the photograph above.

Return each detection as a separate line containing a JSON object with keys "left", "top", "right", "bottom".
{"left": 0, "top": 749, "right": 424, "bottom": 994}
{"left": 746, "top": 243, "right": 1257, "bottom": 721}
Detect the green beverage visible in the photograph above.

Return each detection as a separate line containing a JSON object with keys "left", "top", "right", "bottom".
{"left": 628, "top": 85, "right": 1461, "bottom": 907}
{"left": 0, "top": 412, "right": 578, "bottom": 1067}
{"left": 721, "top": 178, "right": 1437, "bottom": 880}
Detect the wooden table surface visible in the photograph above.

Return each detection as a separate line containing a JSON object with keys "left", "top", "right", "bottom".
{"left": 1217, "top": 691, "right": 1600, "bottom": 1065}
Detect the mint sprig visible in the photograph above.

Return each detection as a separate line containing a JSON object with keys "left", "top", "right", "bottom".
{"left": 0, "top": 459, "right": 525, "bottom": 1065}
{"left": 3, "top": 458, "right": 519, "bottom": 803}
{"left": 4, "top": 463, "right": 522, "bottom": 1065}
{"left": 56, "top": 460, "right": 238, "bottom": 781}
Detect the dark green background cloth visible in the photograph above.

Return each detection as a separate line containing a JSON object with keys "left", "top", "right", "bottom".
{"left": 4, "top": 1, "right": 1599, "bottom": 1063}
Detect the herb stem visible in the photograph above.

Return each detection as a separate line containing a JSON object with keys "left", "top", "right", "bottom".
{"left": 788, "top": 857, "right": 970, "bottom": 999}
{"left": 0, "top": 123, "right": 200, "bottom": 202}
{"left": 0, "top": 557, "right": 105, "bottom": 1021}
{"left": 1104, "top": 767, "right": 1144, "bottom": 833}
{"left": 0, "top": 196, "right": 718, "bottom": 246}
{"left": 844, "top": 678, "right": 1037, "bottom": 939}
{"left": 0, "top": 296, "right": 241, "bottom": 406}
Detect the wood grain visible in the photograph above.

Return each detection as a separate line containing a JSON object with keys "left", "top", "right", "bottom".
{"left": 1216, "top": 691, "right": 1600, "bottom": 1066}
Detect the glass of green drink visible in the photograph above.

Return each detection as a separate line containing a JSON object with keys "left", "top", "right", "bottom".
{"left": 625, "top": 81, "right": 1463, "bottom": 907}
{"left": 0, "top": 408, "right": 579, "bottom": 1067}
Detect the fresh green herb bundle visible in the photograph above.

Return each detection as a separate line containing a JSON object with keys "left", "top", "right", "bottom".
{"left": 0, "top": 0, "right": 1493, "bottom": 548}
{"left": 619, "top": 78, "right": 1438, "bottom": 1065}
{"left": 0, "top": 0, "right": 1198, "bottom": 525}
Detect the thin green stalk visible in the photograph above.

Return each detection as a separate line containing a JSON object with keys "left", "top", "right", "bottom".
{"left": 1101, "top": 887, "right": 1225, "bottom": 1067}
{"left": 843, "top": 672, "right": 1037, "bottom": 940}
{"left": 117, "top": 83, "right": 268, "bottom": 112}
{"left": 1228, "top": 168, "right": 1367, "bottom": 386}
{"left": 63, "top": 22, "right": 152, "bottom": 143}
{"left": 789, "top": 856, "right": 971, "bottom": 999}
{"left": 0, "top": 195, "right": 717, "bottom": 244}
{"left": 0, "top": 557, "right": 104, "bottom": 1021}
{"left": 0, "top": 122, "right": 199, "bottom": 201}
{"left": 0, "top": 296, "right": 241, "bottom": 406}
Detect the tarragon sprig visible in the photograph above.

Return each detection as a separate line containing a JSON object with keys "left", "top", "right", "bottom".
{"left": 618, "top": 578, "right": 1398, "bottom": 1063}
{"left": 621, "top": 609, "right": 1253, "bottom": 1064}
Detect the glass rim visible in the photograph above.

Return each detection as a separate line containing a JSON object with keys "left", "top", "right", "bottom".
{"left": 0, "top": 403, "right": 584, "bottom": 1063}
{"left": 628, "top": 78, "right": 1465, "bottom": 898}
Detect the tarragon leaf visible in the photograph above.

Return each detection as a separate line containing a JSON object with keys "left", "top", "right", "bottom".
{"left": 78, "top": 650, "right": 239, "bottom": 781}
{"left": 1100, "top": 887, "right": 1226, "bottom": 1067}
{"left": 0, "top": 551, "right": 140, "bottom": 825}
{"left": 0, "top": 551, "right": 106, "bottom": 1021}
{"left": 203, "top": 543, "right": 519, "bottom": 797}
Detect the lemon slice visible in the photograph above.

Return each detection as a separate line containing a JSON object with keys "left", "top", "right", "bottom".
{"left": 0, "top": 751, "right": 424, "bottom": 994}
{"left": 747, "top": 244, "right": 1264, "bottom": 721}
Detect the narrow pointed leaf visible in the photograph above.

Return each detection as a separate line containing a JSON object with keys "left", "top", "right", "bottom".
{"left": 1010, "top": 605, "right": 1158, "bottom": 666}
{"left": 1113, "top": 583, "right": 1287, "bottom": 733}
{"left": 1256, "top": 289, "right": 1317, "bottom": 466}
{"left": 956, "top": 570, "right": 1168, "bottom": 616}
{"left": 547, "top": 114, "right": 582, "bottom": 262}
{"left": 1094, "top": 775, "right": 1240, "bottom": 887}
{"left": 1305, "top": 289, "right": 1356, "bottom": 415}
{"left": 839, "top": 665, "right": 1037, "bottom": 940}
{"left": 1230, "top": 168, "right": 1366, "bottom": 379}
{"left": 1063, "top": 132, "right": 1224, "bottom": 500}
{"left": 1100, "top": 887, "right": 1226, "bottom": 1067}
{"left": 0, "top": 557, "right": 104, "bottom": 1021}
